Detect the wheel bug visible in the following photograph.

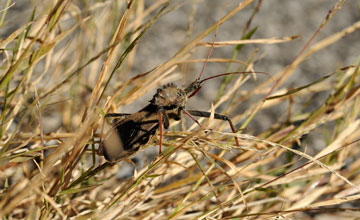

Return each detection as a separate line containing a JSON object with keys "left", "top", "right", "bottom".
{"left": 98, "top": 35, "right": 267, "bottom": 162}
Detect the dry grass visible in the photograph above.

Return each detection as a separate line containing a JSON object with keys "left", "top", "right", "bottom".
{"left": 0, "top": 0, "right": 359, "bottom": 219}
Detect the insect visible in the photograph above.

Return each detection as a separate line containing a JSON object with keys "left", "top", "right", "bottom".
{"left": 98, "top": 37, "right": 266, "bottom": 162}
{"left": 98, "top": 75, "right": 242, "bottom": 162}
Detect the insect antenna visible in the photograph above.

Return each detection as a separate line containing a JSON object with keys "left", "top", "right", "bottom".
{"left": 200, "top": 71, "right": 271, "bottom": 84}
{"left": 185, "top": 27, "right": 218, "bottom": 98}
{"left": 187, "top": 71, "right": 271, "bottom": 98}
{"left": 196, "top": 28, "right": 218, "bottom": 81}
{"left": 185, "top": 30, "right": 271, "bottom": 99}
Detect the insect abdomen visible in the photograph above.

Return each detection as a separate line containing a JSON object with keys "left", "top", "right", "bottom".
{"left": 102, "top": 118, "right": 159, "bottom": 161}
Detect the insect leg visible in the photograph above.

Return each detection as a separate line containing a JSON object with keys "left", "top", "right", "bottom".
{"left": 183, "top": 109, "right": 204, "bottom": 129}
{"left": 185, "top": 110, "right": 240, "bottom": 146}
{"left": 157, "top": 109, "right": 170, "bottom": 154}
{"left": 158, "top": 111, "right": 163, "bottom": 154}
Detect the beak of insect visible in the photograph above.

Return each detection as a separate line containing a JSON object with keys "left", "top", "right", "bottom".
{"left": 187, "top": 86, "right": 202, "bottom": 98}
{"left": 185, "top": 80, "right": 202, "bottom": 98}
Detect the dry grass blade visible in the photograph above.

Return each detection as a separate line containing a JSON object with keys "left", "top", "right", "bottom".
{"left": 197, "top": 35, "right": 299, "bottom": 47}
{"left": 214, "top": 131, "right": 359, "bottom": 189}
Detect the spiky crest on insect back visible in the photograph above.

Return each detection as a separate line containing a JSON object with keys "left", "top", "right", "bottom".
{"left": 162, "top": 83, "right": 177, "bottom": 89}
{"left": 149, "top": 83, "right": 187, "bottom": 109}
{"left": 151, "top": 83, "right": 178, "bottom": 101}
{"left": 152, "top": 83, "right": 178, "bottom": 98}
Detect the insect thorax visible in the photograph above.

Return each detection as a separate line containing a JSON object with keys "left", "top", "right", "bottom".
{"left": 151, "top": 83, "right": 187, "bottom": 109}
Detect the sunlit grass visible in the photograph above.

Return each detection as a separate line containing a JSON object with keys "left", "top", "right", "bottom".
{"left": 0, "top": 0, "right": 359, "bottom": 219}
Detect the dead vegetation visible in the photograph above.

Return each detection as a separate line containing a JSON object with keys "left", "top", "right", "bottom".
{"left": 0, "top": 0, "right": 359, "bottom": 219}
